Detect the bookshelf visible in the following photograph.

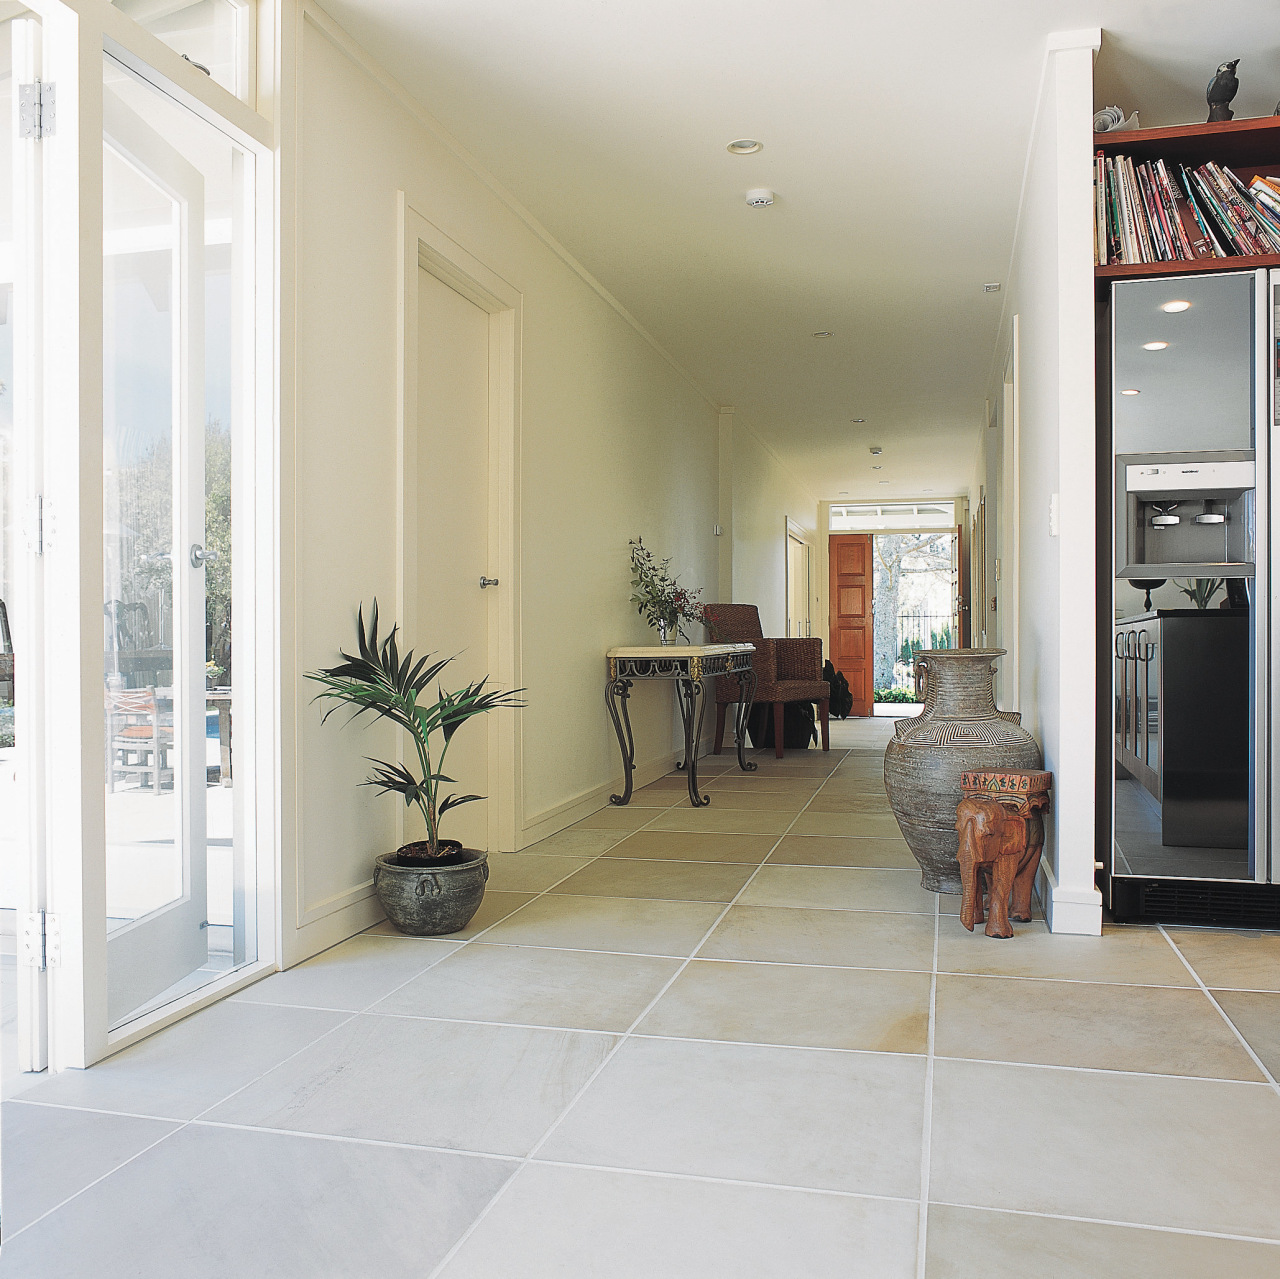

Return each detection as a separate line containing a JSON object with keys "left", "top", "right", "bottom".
{"left": 1095, "top": 114, "right": 1280, "bottom": 281}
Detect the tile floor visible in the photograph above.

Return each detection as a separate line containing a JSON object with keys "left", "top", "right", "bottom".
{"left": 5, "top": 717, "right": 1280, "bottom": 1276}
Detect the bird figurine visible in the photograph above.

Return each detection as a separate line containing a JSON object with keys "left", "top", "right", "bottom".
{"left": 1207, "top": 59, "right": 1240, "bottom": 122}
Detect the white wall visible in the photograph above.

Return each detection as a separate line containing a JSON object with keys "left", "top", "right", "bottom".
{"left": 279, "top": 6, "right": 718, "bottom": 963}
{"left": 989, "top": 30, "right": 1102, "bottom": 934}
{"left": 728, "top": 416, "right": 819, "bottom": 637}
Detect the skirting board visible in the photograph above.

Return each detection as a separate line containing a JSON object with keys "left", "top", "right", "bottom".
{"left": 520, "top": 740, "right": 713, "bottom": 848}
{"left": 1037, "top": 859, "right": 1103, "bottom": 935}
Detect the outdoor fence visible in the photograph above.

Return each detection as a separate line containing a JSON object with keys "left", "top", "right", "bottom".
{"left": 888, "top": 609, "right": 954, "bottom": 690}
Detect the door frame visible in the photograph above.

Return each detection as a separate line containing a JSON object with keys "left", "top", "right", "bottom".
{"left": 784, "top": 517, "right": 812, "bottom": 639}
{"left": 397, "top": 196, "right": 523, "bottom": 853}
{"left": 27, "top": 1, "right": 278, "bottom": 1070}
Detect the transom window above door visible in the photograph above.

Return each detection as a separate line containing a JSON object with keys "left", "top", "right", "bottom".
{"left": 114, "top": 0, "right": 253, "bottom": 100}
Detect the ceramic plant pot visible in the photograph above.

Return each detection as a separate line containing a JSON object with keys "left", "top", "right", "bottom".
{"left": 883, "top": 649, "right": 1042, "bottom": 894}
{"left": 373, "top": 844, "right": 489, "bottom": 935}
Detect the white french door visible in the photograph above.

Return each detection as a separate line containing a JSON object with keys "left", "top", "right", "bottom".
{"left": 101, "top": 85, "right": 209, "bottom": 1026}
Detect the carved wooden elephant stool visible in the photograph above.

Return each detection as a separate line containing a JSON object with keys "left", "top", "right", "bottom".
{"left": 954, "top": 770, "right": 1052, "bottom": 939}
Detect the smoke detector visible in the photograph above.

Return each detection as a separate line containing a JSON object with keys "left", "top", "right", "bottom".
{"left": 745, "top": 188, "right": 775, "bottom": 207}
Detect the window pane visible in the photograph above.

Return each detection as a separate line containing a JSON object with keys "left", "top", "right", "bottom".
{"left": 114, "top": 0, "right": 246, "bottom": 100}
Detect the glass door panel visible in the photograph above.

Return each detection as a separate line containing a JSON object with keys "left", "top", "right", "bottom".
{"left": 102, "top": 56, "right": 250, "bottom": 1028}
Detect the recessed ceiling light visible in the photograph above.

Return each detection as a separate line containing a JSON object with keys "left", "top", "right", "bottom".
{"left": 869, "top": 446, "right": 882, "bottom": 455}
{"left": 1162, "top": 300, "right": 1191, "bottom": 313}
{"left": 1142, "top": 341, "right": 1169, "bottom": 351}
{"left": 812, "top": 331, "right": 834, "bottom": 338}
{"left": 727, "top": 139, "right": 763, "bottom": 154}
{"left": 850, "top": 418, "right": 866, "bottom": 423}
{"left": 878, "top": 480, "right": 890, "bottom": 485}
{"left": 1120, "top": 388, "right": 1140, "bottom": 395}
{"left": 872, "top": 465, "right": 883, "bottom": 470}
{"left": 838, "top": 490, "right": 849, "bottom": 495}
{"left": 922, "top": 488, "right": 933, "bottom": 493}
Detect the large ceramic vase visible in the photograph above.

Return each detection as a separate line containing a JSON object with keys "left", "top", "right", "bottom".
{"left": 884, "top": 649, "right": 1042, "bottom": 894}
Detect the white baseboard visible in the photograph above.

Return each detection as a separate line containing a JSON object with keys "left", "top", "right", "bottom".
{"left": 519, "top": 745, "right": 698, "bottom": 848}
{"left": 1037, "top": 860, "right": 1103, "bottom": 935}
{"left": 283, "top": 894, "right": 386, "bottom": 968}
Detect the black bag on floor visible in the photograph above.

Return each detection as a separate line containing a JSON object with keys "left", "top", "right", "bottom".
{"left": 747, "top": 700, "right": 817, "bottom": 749}
{"left": 824, "top": 660, "right": 853, "bottom": 719}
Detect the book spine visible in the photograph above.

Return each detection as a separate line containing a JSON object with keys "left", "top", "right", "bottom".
{"left": 1164, "top": 161, "right": 1212, "bottom": 259}
{"left": 1145, "top": 161, "right": 1180, "bottom": 259}
{"left": 1125, "top": 158, "right": 1154, "bottom": 262}
{"left": 1202, "top": 163, "right": 1266, "bottom": 253}
{"left": 1179, "top": 165, "right": 1227, "bottom": 257}
{"left": 1094, "top": 153, "right": 1104, "bottom": 266}
{"left": 1191, "top": 166, "right": 1245, "bottom": 253}
{"left": 1106, "top": 159, "right": 1122, "bottom": 263}
{"left": 1136, "top": 163, "right": 1170, "bottom": 260}
{"left": 1224, "top": 167, "right": 1280, "bottom": 251}
{"left": 1156, "top": 160, "right": 1194, "bottom": 259}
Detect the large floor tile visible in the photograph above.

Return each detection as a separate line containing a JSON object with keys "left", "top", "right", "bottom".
{"left": 573, "top": 806, "right": 658, "bottom": 830}
{"left": 740, "top": 865, "right": 945, "bottom": 914}
{"left": 934, "top": 976, "right": 1264, "bottom": 1080}
{"left": 692, "top": 790, "right": 809, "bottom": 812}
{"left": 1213, "top": 989, "right": 1280, "bottom": 1077}
{"left": 0, "top": 1123, "right": 512, "bottom": 1279}
{"left": 1167, "top": 928, "right": 1280, "bottom": 991}
{"left": 699, "top": 904, "right": 936, "bottom": 972}
{"left": 540, "top": 1035, "right": 926, "bottom": 1195}
{"left": 645, "top": 808, "right": 795, "bottom": 835}
{"left": 208, "top": 1014, "right": 617, "bottom": 1155}
{"left": 806, "top": 793, "right": 894, "bottom": 814}
{"left": 374, "top": 944, "right": 680, "bottom": 1032}
{"left": 482, "top": 854, "right": 594, "bottom": 893}
{"left": 480, "top": 894, "right": 724, "bottom": 956}
{"left": 603, "top": 829, "right": 778, "bottom": 863}
{"left": 438, "top": 1163, "right": 919, "bottom": 1279}
{"left": 1, "top": 1100, "right": 178, "bottom": 1233}
{"left": 17, "top": 1001, "right": 346, "bottom": 1120}
{"left": 638, "top": 960, "right": 930, "bottom": 1053}
{"left": 936, "top": 920, "right": 1195, "bottom": 986}
{"left": 707, "top": 774, "right": 823, "bottom": 795}
{"left": 792, "top": 812, "right": 905, "bottom": 838}
{"left": 365, "top": 890, "right": 535, "bottom": 941}
{"left": 550, "top": 857, "right": 754, "bottom": 903}
{"left": 930, "top": 1057, "right": 1280, "bottom": 1236}
{"left": 925, "top": 1203, "right": 1280, "bottom": 1278}
{"left": 519, "top": 828, "right": 628, "bottom": 857}
{"left": 233, "top": 934, "right": 458, "bottom": 1012}
{"left": 767, "top": 834, "right": 916, "bottom": 869}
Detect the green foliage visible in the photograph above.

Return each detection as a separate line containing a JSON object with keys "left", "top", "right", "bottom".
{"left": 874, "top": 687, "right": 922, "bottom": 704}
{"left": 628, "top": 537, "right": 704, "bottom": 640}
{"left": 204, "top": 421, "right": 232, "bottom": 682}
{"left": 1173, "top": 578, "right": 1225, "bottom": 610}
{"left": 306, "top": 601, "right": 524, "bottom": 857}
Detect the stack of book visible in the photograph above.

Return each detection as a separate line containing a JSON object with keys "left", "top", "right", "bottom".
{"left": 1095, "top": 153, "right": 1280, "bottom": 265}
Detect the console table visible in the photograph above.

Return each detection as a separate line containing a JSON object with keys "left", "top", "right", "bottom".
{"left": 605, "top": 643, "right": 756, "bottom": 808}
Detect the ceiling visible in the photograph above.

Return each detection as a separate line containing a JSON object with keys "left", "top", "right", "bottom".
{"left": 317, "top": 0, "right": 1280, "bottom": 503}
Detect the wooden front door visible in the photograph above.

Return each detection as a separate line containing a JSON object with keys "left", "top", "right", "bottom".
{"left": 829, "top": 533, "right": 874, "bottom": 717}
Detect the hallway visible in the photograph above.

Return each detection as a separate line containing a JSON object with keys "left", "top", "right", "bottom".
{"left": 3, "top": 718, "right": 1280, "bottom": 1276}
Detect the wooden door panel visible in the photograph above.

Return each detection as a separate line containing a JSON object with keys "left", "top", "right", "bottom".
{"left": 829, "top": 533, "right": 873, "bottom": 717}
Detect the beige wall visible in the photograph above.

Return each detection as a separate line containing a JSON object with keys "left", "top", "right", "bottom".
{"left": 728, "top": 418, "right": 819, "bottom": 639}
{"left": 281, "top": 9, "right": 718, "bottom": 962}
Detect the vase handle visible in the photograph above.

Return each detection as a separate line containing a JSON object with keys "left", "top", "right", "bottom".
{"left": 914, "top": 657, "right": 929, "bottom": 702}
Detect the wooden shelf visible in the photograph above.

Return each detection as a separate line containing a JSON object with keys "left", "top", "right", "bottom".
{"left": 1095, "top": 116, "right": 1280, "bottom": 283}
{"left": 1097, "top": 252, "right": 1280, "bottom": 281}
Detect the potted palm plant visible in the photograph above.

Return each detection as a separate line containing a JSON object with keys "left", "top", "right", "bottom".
{"left": 308, "top": 602, "right": 523, "bottom": 935}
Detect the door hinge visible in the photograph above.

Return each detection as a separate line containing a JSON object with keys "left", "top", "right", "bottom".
{"left": 20, "top": 911, "right": 60, "bottom": 971}
{"left": 24, "top": 494, "right": 53, "bottom": 554}
{"left": 18, "top": 81, "right": 55, "bottom": 139}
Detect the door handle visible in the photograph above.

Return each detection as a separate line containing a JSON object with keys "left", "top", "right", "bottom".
{"left": 190, "top": 544, "right": 218, "bottom": 568}
{"left": 479, "top": 576, "right": 499, "bottom": 589}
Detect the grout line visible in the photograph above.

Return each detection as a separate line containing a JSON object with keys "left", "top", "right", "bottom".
{"left": 927, "top": 1199, "right": 1280, "bottom": 1247}
{"left": 915, "top": 900, "right": 940, "bottom": 1279}
{"left": 1157, "top": 926, "right": 1280, "bottom": 1098}
{"left": 4, "top": 1119, "right": 191, "bottom": 1241}
{"left": 422, "top": 749, "right": 850, "bottom": 1277}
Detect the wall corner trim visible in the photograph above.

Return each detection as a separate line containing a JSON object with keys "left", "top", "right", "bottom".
{"left": 1046, "top": 28, "right": 1102, "bottom": 53}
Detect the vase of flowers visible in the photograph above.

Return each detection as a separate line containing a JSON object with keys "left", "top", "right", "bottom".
{"left": 629, "top": 537, "right": 704, "bottom": 644}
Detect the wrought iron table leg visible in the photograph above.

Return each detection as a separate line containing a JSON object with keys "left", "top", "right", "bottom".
{"left": 675, "top": 677, "right": 710, "bottom": 806}
{"left": 734, "top": 667, "right": 758, "bottom": 772}
{"left": 605, "top": 676, "right": 635, "bottom": 804}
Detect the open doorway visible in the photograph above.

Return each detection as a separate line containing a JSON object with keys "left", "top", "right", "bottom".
{"left": 828, "top": 502, "right": 957, "bottom": 717}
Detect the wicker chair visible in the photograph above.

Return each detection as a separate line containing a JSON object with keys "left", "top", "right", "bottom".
{"left": 703, "top": 603, "right": 830, "bottom": 759}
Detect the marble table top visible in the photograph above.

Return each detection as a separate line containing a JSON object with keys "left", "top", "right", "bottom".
{"left": 606, "top": 643, "right": 755, "bottom": 659}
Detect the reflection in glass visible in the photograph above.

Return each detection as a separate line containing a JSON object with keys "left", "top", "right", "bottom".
{"left": 103, "top": 54, "right": 251, "bottom": 1027}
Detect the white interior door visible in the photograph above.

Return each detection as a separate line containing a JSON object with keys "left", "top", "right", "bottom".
{"left": 416, "top": 266, "right": 490, "bottom": 851}
{"left": 101, "top": 88, "right": 208, "bottom": 1026}
{"left": 786, "top": 530, "right": 811, "bottom": 638}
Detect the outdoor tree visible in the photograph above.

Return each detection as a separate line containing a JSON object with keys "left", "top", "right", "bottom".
{"left": 872, "top": 532, "right": 952, "bottom": 691}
